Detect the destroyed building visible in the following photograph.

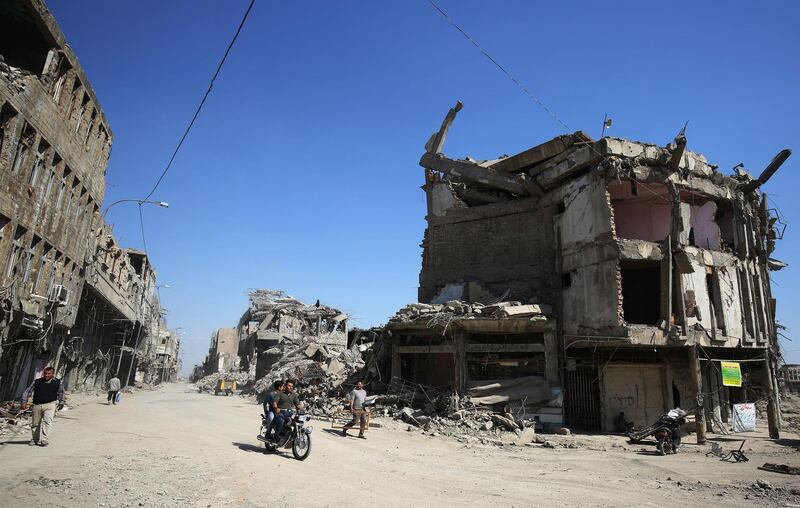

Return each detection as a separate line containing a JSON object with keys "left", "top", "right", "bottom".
{"left": 385, "top": 101, "right": 788, "bottom": 435}
{"left": 0, "top": 0, "right": 176, "bottom": 398}
{"left": 236, "top": 289, "right": 348, "bottom": 380}
{"left": 196, "top": 289, "right": 358, "bottom": 399}
{"left": 203, "top": 327, "right": 239, "bottom": 374}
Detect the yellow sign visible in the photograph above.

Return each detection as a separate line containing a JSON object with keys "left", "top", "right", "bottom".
{"left": 721, "top": 362, "right": 742, "bottom": 387}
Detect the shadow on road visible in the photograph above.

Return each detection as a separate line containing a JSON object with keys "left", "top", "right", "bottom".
{"left": 233, "top": 442, "right": 265, "bottom": 453}
{"left": 774, "top": 437, "right": 800, "bottom": 448}
{"left": 0, "top": 440, "right": 31, "bottom": 445}
{"left": 322, "top": 428, "right": 346, "bottom": 438}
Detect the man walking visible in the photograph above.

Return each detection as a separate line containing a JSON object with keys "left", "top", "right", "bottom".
{"left": 342, "top": 380, "right": 368, "bottom": 439}
{"left": 107, "top": 375, "right": 121, "bottom": 405}
{"left": 20, "top": 366, "right": 65, "bottom": 446}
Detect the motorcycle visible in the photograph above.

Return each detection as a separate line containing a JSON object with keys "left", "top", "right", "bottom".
{"left": 627, "top": 408, "right": 687, "bottom": 456}
{"left": 257, "top": 411, "right": 313, "bottom": 461}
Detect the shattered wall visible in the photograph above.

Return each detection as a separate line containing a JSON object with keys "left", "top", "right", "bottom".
{"left": 420, "top": 197, "right": 556, "bottom": 305}
{"left": 413, "top": 102, "right": 787, "bottom": 432}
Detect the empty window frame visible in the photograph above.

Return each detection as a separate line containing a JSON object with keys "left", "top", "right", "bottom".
{"left": 33, "top": 243, "right": 52, "bottom": 293}
{"left": 75, "top": 96, "right": 89, "bottom": 133}
{"left": 22, "top": 235, "right": 41, "bottom": 287}
{"left": 6, "top": 225, "right": 26, "bottom": 279}
{"left": 620, "top": 260, "right": 662, "bottom": 325}
{"left": 11, "top": 123, "right": 35, "bottom": 174}
{"left": 466, "top": 352, "right": 546, "bottom": 381}
{"left": 0, "top": 214, "right": 9, "bottom": 262}
{"left": 55, "top": 167, "right": 70, "bottom": 209}
{"left": 0, "top": 102, "right": 18, "bottom": 159}
{"left": 84, "top": 109, "right": 96, "bottom": 146}
{"left": 29, "top": 139, "right": 49, "bottom": 188}
{"left": 51, "top": 55, "right": 71, "bottom": 104}
{"left": 49, "top": 250, "right": 63, "bottom": 291}
{"left": 705, "top": 269, "right": 727, "bottom": 334}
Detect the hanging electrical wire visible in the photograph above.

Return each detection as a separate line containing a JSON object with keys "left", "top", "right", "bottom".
{"left": 142, "top": 0, "right": 256, "bottom": 202}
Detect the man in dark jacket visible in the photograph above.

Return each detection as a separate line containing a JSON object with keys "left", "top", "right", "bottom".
{"left": 21, "top": 367, "right": 65, "bottom": 446}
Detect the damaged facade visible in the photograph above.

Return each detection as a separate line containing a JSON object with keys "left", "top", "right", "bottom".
{"left": 388, "top": 101, "right": 788, "bottom": 436}
{"left": 0, "top": 0, "right": 177, "bottom": 399}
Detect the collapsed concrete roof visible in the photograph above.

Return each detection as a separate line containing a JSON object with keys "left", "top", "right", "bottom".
{"left": 419, "top": 101, "right": 791, "bottom": 207}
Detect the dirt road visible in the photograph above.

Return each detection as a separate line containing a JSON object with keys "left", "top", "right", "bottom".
{"left": 1, "top": 383, "right": 798, "bottom": 507}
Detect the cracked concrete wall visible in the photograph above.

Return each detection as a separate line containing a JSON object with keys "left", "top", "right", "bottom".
{"left": 556, "top": 174, "right": 621, "bottom": 334}
{"left": 419, "top": 197, "right": 556, "bottom": 305}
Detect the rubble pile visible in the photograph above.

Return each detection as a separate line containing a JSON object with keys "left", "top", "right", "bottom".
{"left": 252, "top": 341, "right": 378, "bottom": 413}
{"left": 0, "top": 402, "right": 31, "bottom": 439}
{"left": 780, "top": 393, "right": 800, "bottom": 434}
{"left": 390, "top": 301, "right": 552, "bottom": 326}
{"left": 0, "top": 55, "right": 30, "bottom": 92}
{"left": 248, "top": 289, "right": 348, "bottom": 336}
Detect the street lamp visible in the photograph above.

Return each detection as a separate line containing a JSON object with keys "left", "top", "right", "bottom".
{"left": 103, "top": 199, "right": 169, "bottom": 218}
{"left": 156, "top": 284, "right": 171, "bottom": 289}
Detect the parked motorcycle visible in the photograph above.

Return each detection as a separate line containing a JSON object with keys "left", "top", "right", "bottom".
{"left": 257, "top": 411, "right": 313, "bottom": 461}
{"left": 627, "top": 408, "right": 687, "bottom": 455}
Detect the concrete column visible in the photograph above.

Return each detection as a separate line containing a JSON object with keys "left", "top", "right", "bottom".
{"left": 688, "top": 344, "right": 706, "bottom": 444}
{"left": 453, "top": 329, "right": 466, "bottom": 394}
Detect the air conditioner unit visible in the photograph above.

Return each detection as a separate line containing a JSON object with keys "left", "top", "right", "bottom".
{"left": 48, "top": 285, "right": 70, "bottom": 306}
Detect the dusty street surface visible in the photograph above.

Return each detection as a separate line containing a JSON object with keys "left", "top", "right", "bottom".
{"left": 1, "top": 383, "right": 798, "bottom": 507}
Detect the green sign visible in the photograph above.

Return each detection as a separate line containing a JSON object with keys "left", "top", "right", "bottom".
{"left": 721, "top": 361, "right": 742, "bottom": 387}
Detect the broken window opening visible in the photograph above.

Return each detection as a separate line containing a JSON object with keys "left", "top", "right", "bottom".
{"left": 715, "top": 201, "right": 737, "bottom": 251}
{"left": 620, "top": 260, "right": 661, "bottom": 325}
{"left": 55, "top": 167, "right": 70, "bottom": 209}
{"left": 680, "top": 191, "right": 724, "bottom": 251}
{"left": 51, "top": 55, "right": 71, "bottom": 104}
{"left": 21, "top": 235, "right": 40, "bottom": 287}
{"left": 0, "top": 3, "right": 51, "bottom": 74}
{"left": 706, "top": 270, "right": 726, "bottom": 335}
{"left": 84, "top": 109, "right": 96, "bottom": 145}
{"left": 608, "top": 182, "right": 671, "bottom": 242}
{"left": 466, "top": 352, "right": 545, "bottom": 381}
{"left": 29, "top": 139, "right": 49, "bottom": 189}
{"left": 555, "top": 200, "right": 566, "bottom": 215}
{"left": 562, "top": 272, "right": 572, "bottom": 288}
{"left": 11, "top": 123, "right": 35, "bottom": 174}
{"left": 33, "top": 243, "right": 52, "bottom": 294}
{"left": 0, "top": 215, "right": 9, "bottom": 258}
{"left": 75, "top": 96, "right": 89, "bottom": 133}
{"left": 6, "top": 225, "right": 26, "bottom": 279}
{"left": 467, "top": 332, "right": 544, "bottom": 345}
{"left": 399, "top": 352, "right": 454, "bottom": 388}
{"left": 0, "top": 102, "right": 19, "bottom": 159}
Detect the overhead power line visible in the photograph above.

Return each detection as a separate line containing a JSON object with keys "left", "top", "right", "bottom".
{"left": 425, "top": 0, "right": 571, "bottom": 132}
{"left": 142, "top": 0, "right": 256, "bottom": 201}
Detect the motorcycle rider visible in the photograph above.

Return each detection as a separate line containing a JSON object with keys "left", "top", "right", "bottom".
{"left": 262, "top": 380, "right": 283, "bottom": 439}
{"left": 270, "top": 379, "right": 303, "bottom": 442}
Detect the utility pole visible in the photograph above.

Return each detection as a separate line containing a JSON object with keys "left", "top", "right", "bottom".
{"left": 763, "top": 352, "right": 780, "bottom": 439}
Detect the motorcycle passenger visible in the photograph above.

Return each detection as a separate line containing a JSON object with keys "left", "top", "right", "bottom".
{"left": 271, "top": 379, "right": 303, "bottom": 441}
{"left": 262, "top": 380, "right": 283, "bottom": 438}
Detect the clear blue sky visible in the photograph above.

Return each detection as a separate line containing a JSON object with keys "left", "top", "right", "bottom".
{"left": 48, "top": 1, "right": 800, "bottom": 373}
